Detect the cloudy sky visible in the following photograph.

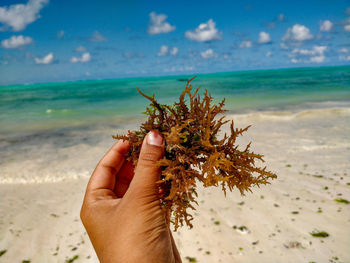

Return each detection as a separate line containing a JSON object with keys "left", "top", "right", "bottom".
{"left": 0, "top": 0, "right": 349, "bottom": 85}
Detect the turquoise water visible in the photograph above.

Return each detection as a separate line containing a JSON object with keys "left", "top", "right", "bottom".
{"left": 0, "top": 66, "right": 349, "bottom": 134}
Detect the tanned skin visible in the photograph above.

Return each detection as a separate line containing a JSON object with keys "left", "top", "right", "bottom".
{"left": 81, "top": 130, "right": 182, "bottom": 263}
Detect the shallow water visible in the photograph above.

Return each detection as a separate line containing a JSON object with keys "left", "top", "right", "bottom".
{"left": 0, "top": 66, "right": 349, "bottom": 183}
{"left": 1, "top": 66, "right": 349, "bottom": 134}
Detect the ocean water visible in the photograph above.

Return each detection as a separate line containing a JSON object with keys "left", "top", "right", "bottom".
{"left": 0, "top": 66, "right": 350, "bottom": 183}
{"left": 1, "top": 66, "right": 349, "bottom": 135}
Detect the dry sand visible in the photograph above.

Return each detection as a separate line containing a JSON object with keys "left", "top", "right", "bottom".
{"left": 0, "top": 107, "right": 349, "bottom": 263}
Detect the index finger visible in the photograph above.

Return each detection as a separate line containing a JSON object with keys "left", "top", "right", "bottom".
{"left": 86, "top": 139, "right": 130, "bottom": 198}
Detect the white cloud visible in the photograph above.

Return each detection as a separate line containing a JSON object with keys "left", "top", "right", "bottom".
{"left": 185, "top": 19, "right": 222, "bottom": 42}
{"left": 339, "top": 55, "right": 350, "bottom": 61}
{"left": 163, "top": 65, "right": 194, "bottom": 73}
{"left": 0, "top": 0, "right": 48, "bottom": 31}
{"left": 282, "top": 24, "right": 313, "bottom": 42}
{"left": 75, "top": 46, "right": 86, "bottom": 52}
{"left": 292, "top": 46, "right": 326, "bottom": 56}
{"left": 79, "top": 53, "right": 91, "bottom": 62}
{"left": 200, "top": 49, "right": 217, "bottom": 59}
{"left": 89, "top": 31, "right": 107, "bottom": 42}
{"left": 309, "top": 55, "right": 325, "bottom": 63}
{"left": 280, "top": 42, "right": 288, "bottom": 50}
{"left": 148, "top": 12, "right": 175, "bottom": 35}
{"left": 170, "top": 47, "right": 178, "bottom": 56}
{"left": 157, "top": 45, "right": 178, "bottom": 56}
{"left": 70, "top": 57, "right": 79, "bottom": 63}
{"left": 239, "top": 41, "right": 252, "bottom": 48}
{"left": 290, "top": 45, "right": 327, "bottom": 63}
{"left": 320, "top": 20, "right": 333, "bottom": 32}
{"left": 339, "top": 48, "right": 348, "bottom": 53}
{"left": 311, "top": 46, "right": 327, "bottom": 55}
{"left": 266, "top": 51, "right": 272, "bottom": 57}
{"left": 1, "top": 35, "right": 33, "bottom": 49}
{"left": 345, "top": 24, "right": 350, "bottom": 32}
{"left": 291, "top": 58, "right": 299, "bottom": 63}
{"left": 157, "top": 45, "right": 168, "bottom": 56}
{"left": 258, "top": 31, "right": 271, "bottom": 43}
{"left": 34, "top": 52, "right": 53, "bottom": 64}
{"left": 70, "top": 52, "right": 91, "bottom": 63}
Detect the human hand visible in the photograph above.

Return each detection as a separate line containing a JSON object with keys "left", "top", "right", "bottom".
{"left": 80, "top": 130, "right": 181, "bottom": 263}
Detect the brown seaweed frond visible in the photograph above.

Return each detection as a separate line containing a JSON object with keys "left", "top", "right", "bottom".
{"left": 114, "top": 77, "right": 277, "bottom": 231}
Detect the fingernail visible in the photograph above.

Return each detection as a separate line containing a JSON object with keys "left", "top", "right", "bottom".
{"left": 147, "top": 130, "right": 163, "bottom": 146}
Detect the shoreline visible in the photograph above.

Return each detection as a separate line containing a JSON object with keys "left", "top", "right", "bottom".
{"left": 1, "top": 98, "right": 349, "bottom": 140}
{"left": 0, "top": 102, "right": 349, "bottom": 185}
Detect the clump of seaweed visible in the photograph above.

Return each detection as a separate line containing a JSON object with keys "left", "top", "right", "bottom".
{"left": 310, "top": 231, "right": 329, "bottom": 238}
{"left": 114, "top": 77, "right": 277, "bottom": 231}
{"left": 334, "top": 198, "right": 349, "bottom": 204}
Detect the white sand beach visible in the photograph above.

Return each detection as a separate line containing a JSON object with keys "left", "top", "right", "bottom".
{"left": 0, "top": 106, "right": 349, "bottom": 263}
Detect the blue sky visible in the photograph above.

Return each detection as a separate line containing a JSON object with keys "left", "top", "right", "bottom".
{"left": 0, "top": 0, "right": 349, "bottom": 85}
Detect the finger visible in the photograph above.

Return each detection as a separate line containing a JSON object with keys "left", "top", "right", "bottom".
{"left": 86, "top": 139, "right": 130, "bottom": 197}
{"left": 169, "top": 231, "right": 182, "bottom": 262}
{"left": 114, "top": 160, "right": 135, "bottom": 198}
{"left": 126, "top": 130, "right": 164, "bottom": 199}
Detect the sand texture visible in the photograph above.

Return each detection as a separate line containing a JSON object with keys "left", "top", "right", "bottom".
{"left": 0, "top": 107, "right": 349, "bottom": 263}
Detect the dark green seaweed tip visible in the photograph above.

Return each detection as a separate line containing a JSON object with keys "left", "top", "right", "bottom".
{"left": 310, "top": 231, "right": 329, "bottom": 238}
{"left": 334, "top": 198, "right": 349, "bottom": 204}
{"left": 66, "top": 255, "right": 79, "bottom": 263}
{"left": 185, "top": 256, "right": 197, "bottom": 262}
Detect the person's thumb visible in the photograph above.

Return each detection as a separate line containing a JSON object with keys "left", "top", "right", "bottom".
{"left": 127, "top": 130, "right": 164, "bottom": 200}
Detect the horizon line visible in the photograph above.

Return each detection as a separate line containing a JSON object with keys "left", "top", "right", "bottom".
{"left": 1, "top": 64, "right": 349, "bottom": 88}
